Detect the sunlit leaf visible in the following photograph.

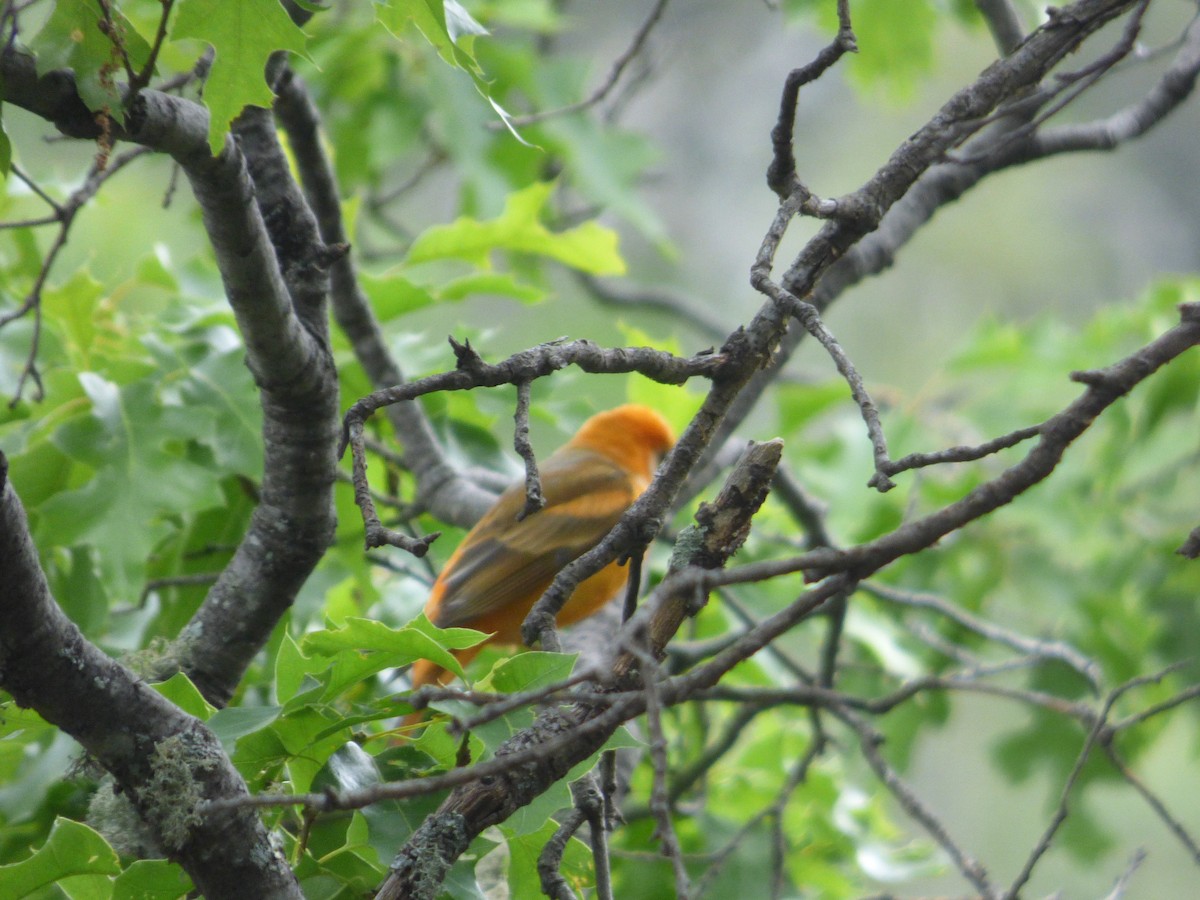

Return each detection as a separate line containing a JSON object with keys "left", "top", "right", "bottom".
{"left": 173, "top": 0, "right": 309, "bottom": 153}
{"left": 405, "top": 182, "right": 624, "bottom": 274}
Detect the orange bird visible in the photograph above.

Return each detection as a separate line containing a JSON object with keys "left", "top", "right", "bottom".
{"left": 409, "top": 404, "right": 675, "bottom": 691}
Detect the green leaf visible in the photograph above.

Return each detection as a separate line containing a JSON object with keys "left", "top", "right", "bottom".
{"left": 480, "top": 651, "right": 576, "bottom": 693}
{"left": 377, "top": 0, "right": 535, "bottom": 144}
{"left": 207, "top": 705, "right": 283, "bottom": 746}
{"left": 31, "top": 0, "right": 152, "bottom": 114}
{"left": 405, "top": 182, "right": 625, "bottom": 274}
{"left": 498, "top": 820, "right": 591, "bottom": 897}
{"left": 275, "top": 710, "right": 353, "bottom": 793}
{"left": 143, "top": 335, "right": 263, "bottom": 475}
{"left": 152, "top": 673, "right": 217, "bottom": 721}
{"left": 172, "top": 0, "right": 309, "bottom": 153}
{"left": 776, "top": 380, "right": 854, "bottom": 432}
{"left": 111, "top": 859, "right": 193, "bottom": 900}
{"left": 360, "top": 271, "right": 438, "bottom": 320}
{"left": 0, "top": 730, "right": 78, "bottom": 822}
{"left": 377, "top": 0, "right": 484, "bottom": 76}
{"left": 438, "top": 271, "right": 544, "bottom": 305}
{"left": 303, "top": 615, "right": 486, "bottom": 678}
{"left": 41, "top": 273, "right": 105, "bottom": 368}
{"left": 541, "top": 116, "right": 666, "bottom": 246}
{"left": 49, "top": 545, "right": 109, "bottom": 636}
{"left": 59, "top": 876, "right": 113, "bottom": 900}
{"left": 292, "top": 615, "right": 490, "bottom": 709}
{"left": 276, "top": 632, "right": 312, "bottom": 703}
{"left": 0, "top": 818, "right": 119, "bottom": 898}
{"left": 38, "top": 373, "right": 224, "bottom": 598}
{"left": 817, "top": 0, "right": 938, "bottom": 100}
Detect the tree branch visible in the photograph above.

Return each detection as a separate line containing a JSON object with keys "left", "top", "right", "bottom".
{"left": 0, "top": 454, "right": 302, "bottom": 898}
{"left": 85, "top": 90, "right": 341, "bottom": 705}
{"left": 273, "top": 67, "right": 499, "bottom": 527}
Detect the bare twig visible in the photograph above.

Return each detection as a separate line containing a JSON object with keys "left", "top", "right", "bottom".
{"left": 862, "top": 582, "right": 1101, "bottom": 689}
{"left": 1104, "top": 746, "right": 1200, "bottom": 864}
{"left": 513, "top": 380, "right": 546, "bottom": 520}
{"left": 953, "top": 0, "right": 1154, "bottom": 166}
{"left": 770, "top": 466, "right": 833, "bottom": 550}
{"left": 879, "top": 424, "right": 1042, "bottom": 477}
{"left": 1031, "top": 12, "right": 1200, "bottom": 158}
{"left": 1102, "top": 849, "right": 1147, "bottom": 900}
{"left": 128, "top": 0, "right": 176, "bottom": 96}
{"left": 691, "top": 742, "right": 822, "bottom": 898}
{"left": 1004, "top": 684, "right": 1126, "bottom": 899}
{"left": 623, "top": 701, "right": 770, "bottom": 820}
{"left": 839, "top": 705, "right": 995, "bottom": 897}
{"left": 689, "top": 670, "right": 1091, "bottom": 722}
{"left": 95, "top": 0, "right": 138, "bottom": 87}
{"left": 2, "top": 149, "right": 149, "bottom": 405}
{"left": 502, "top": 0, "right": 672, "bottom": 128}
{"left": 765, "top": 0, "right": 856, "bottom": 198}
{"left": 574, "top": 273, "right": 729, "bottom": 344}
{"left": 441, "top": 670, "right": 602, "bottom": 736}
{"left": 538, "top": 775, "right": 613, "bottom": 900}
{"left": 633, "top": 638, "right": 691, "bottom": 899}
{"left": 370, "top": 145, "right": 447, "bottom": 208}
{"left": 769, "top": 288, "right": 894, "bottom": 491}
{"left": 1109, "top": 680, "right": 1200, "bottom": 733}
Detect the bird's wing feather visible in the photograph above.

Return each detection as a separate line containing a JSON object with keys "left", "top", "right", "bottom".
{"left": 431, "top": 448, "right": 635, "bottom": 628}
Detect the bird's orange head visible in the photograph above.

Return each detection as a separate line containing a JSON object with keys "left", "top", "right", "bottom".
{"left": 566, "top": 404, "right": 675, "bottom": 481}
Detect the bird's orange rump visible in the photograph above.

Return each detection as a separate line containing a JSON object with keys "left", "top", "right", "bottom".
{"left": 409, "top": 404, "right": 675, "bottom": 692}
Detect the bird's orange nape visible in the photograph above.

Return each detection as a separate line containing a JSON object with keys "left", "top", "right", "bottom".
{"left": 403, "top": 404, "right": 675, "bottom": 722}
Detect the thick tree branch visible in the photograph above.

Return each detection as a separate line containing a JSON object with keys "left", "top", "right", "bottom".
{"left": 0, "top": 456, "right": 302, "bottom": 899}
{"left": 0, "top": 48, "right": 101, "bottom": 139}
{"left": 1026, "top": 13, "right": 1200, "bottom": 158}
{"left": 106, "top": 91, "right": 340, "bottom": 705}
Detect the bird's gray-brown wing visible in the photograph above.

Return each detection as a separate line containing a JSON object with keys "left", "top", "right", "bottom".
{"left": 430, "top": 447, "right": 635, "bottom": 628}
